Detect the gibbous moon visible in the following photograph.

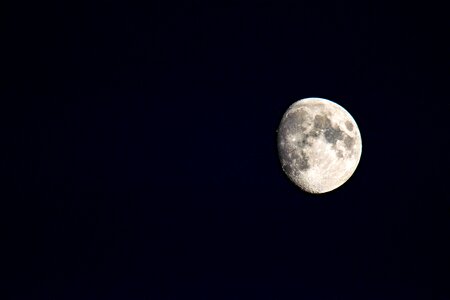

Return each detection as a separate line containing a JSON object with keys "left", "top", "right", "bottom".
{"left": 277, "top": 97, "right": 362, "bottom": 194}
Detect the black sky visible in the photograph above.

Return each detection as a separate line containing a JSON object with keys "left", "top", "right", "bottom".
{"left": 2, "top": 1, "right": 450, "bottom": 299}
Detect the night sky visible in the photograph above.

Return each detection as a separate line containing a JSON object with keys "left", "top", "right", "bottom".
{"left": 3, "top": 1, "right": 450, "bottom": 299}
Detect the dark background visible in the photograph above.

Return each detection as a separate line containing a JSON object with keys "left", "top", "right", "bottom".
{"left": 2, "top": 1, "right": 449, "bottom": 299}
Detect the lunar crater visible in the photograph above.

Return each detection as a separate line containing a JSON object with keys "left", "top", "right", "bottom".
{"left": 344, "top": 135, "right": 355, "bottom": 149}
{"left": 345, "top": 121, "right": 354, "bottom": 131}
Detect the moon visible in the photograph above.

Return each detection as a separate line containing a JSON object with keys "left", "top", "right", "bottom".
{"left": 277, "top": 97, "right": 362, "bottom": 194}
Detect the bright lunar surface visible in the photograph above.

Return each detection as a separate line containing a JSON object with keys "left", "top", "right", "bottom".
{"left": 277, "top": 97, "right": 362, "bottom": 194}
